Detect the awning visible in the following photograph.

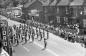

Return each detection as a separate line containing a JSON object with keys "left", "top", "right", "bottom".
{"left": 50, "top": 0, "right": 60, "bottom": 6}
{"left": 70, "top": 0, "right": 84, "bottom": 6}
{"left": 57, "top": 0, "right": 70, "bottom": 6}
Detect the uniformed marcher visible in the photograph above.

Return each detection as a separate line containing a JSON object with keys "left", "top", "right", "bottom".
{"left": 0, "top": 23, "right": 3, "bottom": 40}
{"left": 42, "top": 28, "right": 45, "bottom": 38}
{"left": 30, "top": 28, "right": 35, "bottom": 43}
{"left": 35, "top": 26, "right": 39, "bottom": 39}
{"left": 16, "top": 27, "right": 20, "bottom": 46}
{"left": 84, "top": 37, "right": 86, "bottom": 48}
{"left": 46, "top": 30, "right": 49, "bottom": 40}
{"left": 42, "top": 38, "right": 47, "bottom": 50}
{"left": 38, "top": 28, "right": 42, "bottom": 41}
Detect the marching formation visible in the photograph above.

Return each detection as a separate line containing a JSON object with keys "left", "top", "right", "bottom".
{"left": 0, "top": 17, "right": 86, "bottom": 56}
{"left": 0, "top": 19, "right": 49, "bottom": 56}
{"left": 26, "top": 20, "right": 86, "bottom": 48}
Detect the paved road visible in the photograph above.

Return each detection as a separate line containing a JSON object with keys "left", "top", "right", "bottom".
{"left": 14, "top": 33, "right": 85, "bottom": 56}
{"left": 13, "top": 33, "right": 86, "bottom": 56}
{"left": 13, "top": 43, "right": 54, "bottom": 56}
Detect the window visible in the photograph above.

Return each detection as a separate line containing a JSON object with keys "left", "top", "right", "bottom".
{"left": 83, "top": 19, "right": 86, "bottom": 27}
{"left": 56, "top": 16, "right": 60, "bottom": 23}
{"left": 57, "top": 7, "right": 59, "bottom": 14}
{"left": 84, "top": 7, "right": 86, "bottom": 15}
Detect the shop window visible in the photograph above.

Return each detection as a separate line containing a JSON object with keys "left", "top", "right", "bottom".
{"left": 56, "top": 16, "right": 60, "bottom": 23}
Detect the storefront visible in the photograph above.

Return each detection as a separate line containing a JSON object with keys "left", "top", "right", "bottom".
{"left": 57, "top": 0, "right": 70, "bottom": 26}
{"left": 69, "top": 0, "right": 84, "bottom": 25}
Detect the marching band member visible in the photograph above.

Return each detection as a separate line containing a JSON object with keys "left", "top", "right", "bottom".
{"left": 27, "top": 25, "right": 31, "bottom": 41}
{"left": 30, "top": 27, "right": 35, "bottom": 43}
{"left": 19, "top": 24, "right": 23, "bottom": 43}
{"left": 12, "top": 25, "right": 17, "bottom": 45}
{"left": 42, "top": 38, "right": 47, "bottom": 50}
{"left": 38, "top": 27, "right": 42, "bottom": 41}
{"left": 42, "top": 28, "right": 45, "bottom": 39}
{"left": 84, "top": 36, "right": 86, "bottom": 48}
{"left": 24, "top": 25, "right": 28, "bottom": 43}
{"left": 21, "top": 24, "right": 25, "bottom": 43}
{"left": 35, "top": 26, "right": 39, "bottom": 39}
{"left": 16, "top": 27, "right": 20, "bottom": 45}
{"left": 0, "top": 24, "right": 3, "bottom": 40}
{"left": 46, "top": 30, "right": 49, "bottom": 40}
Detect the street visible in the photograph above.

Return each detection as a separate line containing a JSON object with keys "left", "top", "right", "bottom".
{"left": 0, "top": 15, "right": 86, "bottom": 56}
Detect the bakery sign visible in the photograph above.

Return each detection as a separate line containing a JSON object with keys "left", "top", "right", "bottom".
{"left": 83, "top": 19, "right": 86, "bottom": 27}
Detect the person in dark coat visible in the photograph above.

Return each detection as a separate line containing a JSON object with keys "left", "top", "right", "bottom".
{"left": 42, "top": 38, "right": 47, "bottom": 50}
{"left": 0, "top": 24, "right": 3, "bottom": 40}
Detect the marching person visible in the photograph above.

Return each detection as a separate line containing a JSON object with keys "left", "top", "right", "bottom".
{"left": 42, "top": 28, "right": 45, "bottom": 39}
{"left": 84, "top": 37, "right": 86, "bottom": 48}
{"left": 0, "top": 22, "right": 4, "bottom": 40}
{"left": 24, "top": 25, "right": 28, "bottom": 44}
{"left": 38, "top": 28, "right": 42, "bottom": 41}
{"left": 0, "top": 24, "right": 3, "bottom": 40}
{"left": 46, "top": 30, "right": 49, "bottom": 40}
{"left": 42, "top": 38, "right": 47, "bottom": 50}
{"left": 35, "top": 26, "right": 39, "bottom": 39}
{"left": 30, "top": 28, "right": 35, "bottom": 43}
{"left": 0, "top": 40, "right": 9, "bottom": 56}
{"left": 27, "top": 25, "right": 31, "bottom": 41}
{"left": 16, "top": 27, "right": 20, "bottom": 46}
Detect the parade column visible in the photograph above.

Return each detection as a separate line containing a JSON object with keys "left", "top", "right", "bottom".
{"left": 1, "top": 20, "right": 12, "bottom": 56}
